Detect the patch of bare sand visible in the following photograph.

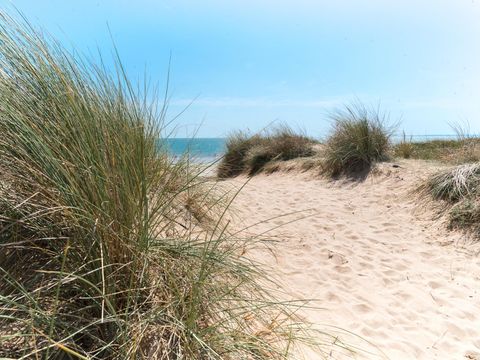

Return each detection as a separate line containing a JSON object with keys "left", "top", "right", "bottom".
{"left": 224, "top": 160, "right": 480, "bottom": 359}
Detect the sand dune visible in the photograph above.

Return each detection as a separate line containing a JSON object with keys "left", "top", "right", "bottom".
{"left": 224, "top": 160, "right": 480, "bottom": 359}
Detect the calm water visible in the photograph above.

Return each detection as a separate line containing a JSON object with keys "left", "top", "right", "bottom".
{"left": 161, "top": 138, "right": 226, "bottom": 162}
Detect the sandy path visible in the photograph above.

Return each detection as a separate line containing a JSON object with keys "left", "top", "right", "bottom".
{"left": 224, "top": 161, "right": 480, "bottom": 359}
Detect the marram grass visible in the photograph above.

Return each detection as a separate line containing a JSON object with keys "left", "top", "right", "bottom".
{"left": 323, "top": 103, "right": 393, "bottom": 177}
{"left": 419, "top": 163, "right": 480, "bottom": 237}
{"left": 422, "top": 163, "right": 480, "bottom": 202}
{"left": 0, "top": 12, "right": 327, "bottom": 359}
{"left": 217, "top": 125, "right": 315, "bottom": 178}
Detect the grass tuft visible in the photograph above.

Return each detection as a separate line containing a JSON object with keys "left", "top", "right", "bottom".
{"left": 394, "top": 132, "right": 414, "bottom": 159}
{"left": 217, "top": 125, "right": 315, "bottom": 178}
{"left": 0, "top": 12, "right": 319, "bottom": 359}
{"left": 422, "top": 163, "right": 480, "bottom": 202}
{"left": 323, "top": 103, "right": 393, "bottom": 177}
{"left": 420, "top": 163, "right": 480, "bottom": 237}
{"left": 217, "top": 131, "right": 262, "bottom": 178}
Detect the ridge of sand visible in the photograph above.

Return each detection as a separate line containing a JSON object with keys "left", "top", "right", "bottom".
{"left": 224, "top": 160, "right": 480, "bottom": 359}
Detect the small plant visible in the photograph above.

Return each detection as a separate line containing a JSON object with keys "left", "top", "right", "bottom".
{"left": 323, "top": 103, "right": 393, "bottom": 177}
{"left": 394, "top": 131, "right": 414, "bottom": 159}
{"left": 217, "top": 125, "right": 315, "bottom": 178}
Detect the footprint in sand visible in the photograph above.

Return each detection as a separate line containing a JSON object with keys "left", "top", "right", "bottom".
{"left": 354, "top": 303, "right": 372, "bottom": 314}
{"left": 428, "top": 280, "right": 442, "bottom": 289}
{"left": 333, "top": 265, "right": 352, "bottom": 273}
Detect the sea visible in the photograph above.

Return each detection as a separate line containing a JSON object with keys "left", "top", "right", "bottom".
{"left": 162, "top": 138, "right": 226, "bottom": 163}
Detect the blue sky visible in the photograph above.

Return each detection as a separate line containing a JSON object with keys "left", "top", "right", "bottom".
{"left": 1, "top": 0, "right": 479, "bottom": 137}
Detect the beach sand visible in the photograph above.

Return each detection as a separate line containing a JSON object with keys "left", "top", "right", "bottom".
{"left": 222, "top": 160, "right": 480, "bottom": 359}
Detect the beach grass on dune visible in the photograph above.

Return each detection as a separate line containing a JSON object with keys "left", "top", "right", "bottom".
{"left": 0, "top": 12, "right": 319, "bottom": 359}
{"left": 322, "top": 103, "right": 393, "bottom": 177}
{"left": 420, "top": 163, "right": 480, "bottom": 236}
{"left": 217, "top": 125, "right": 316, "bottom": 178}
{"left": 423, "top": 163, "right": 480, "bottom": 202}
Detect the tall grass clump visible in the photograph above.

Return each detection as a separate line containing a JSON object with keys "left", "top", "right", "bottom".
{"left": 420, "top": 163, "right": 480, "bottom": 236}
{"left": 217, "top": 131, "right": 262, "bottom": 178}
{"left": 423, "top": 163, "right": 480, "bottom": 202}
{"left": 0, "top": 13, "right": 315, "bottom": 359}
{"left": 323, "top": 103, "right": 393, "bottom": 177}
{"left": 217, "top": 125, "right": 315, "bottom": 178}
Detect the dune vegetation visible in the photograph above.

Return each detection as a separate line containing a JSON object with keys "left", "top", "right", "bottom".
{"left": 420, "top": 163, "right": 480, "bottom": 236}
{"left": 322, "top": 103, "right": 393, "bottom": 177}
{"left": 0, "top": 13, "right": 316, "bottom": 359}
{"left": 392, "top": 132, "right": 414, "bottom": 159}
{"left": 218, "top": 104, "right": 396, "bottom": 179}
{"left": 217, "top": 126, "right": 316, "bottom": 178}
{"left": 217, "top": 102, "right": 480, "bottom": 183}
{"left": 396, "top": 125, "right": 480, "bottom": 236}
{"left": 393, "top": 121, "right": 480, "bottom": 164}
{"left": 393, "top": 138, "right": 480, "bottom": 164}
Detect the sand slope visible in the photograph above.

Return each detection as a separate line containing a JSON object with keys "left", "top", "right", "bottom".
{"left": 225, "top": 160, "right": 480, "bottom": 359}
